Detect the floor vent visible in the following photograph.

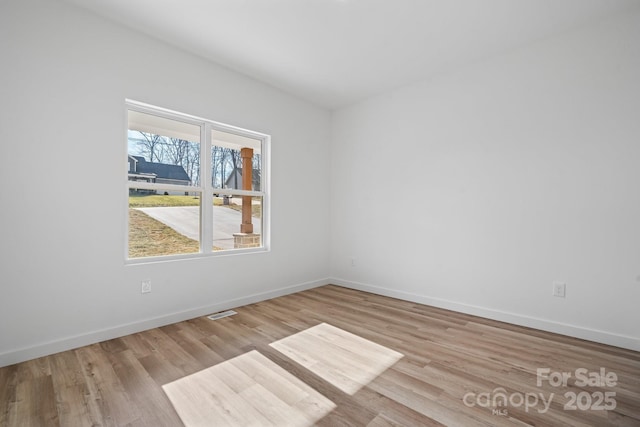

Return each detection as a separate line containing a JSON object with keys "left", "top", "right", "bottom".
{"left": 207, "top": 310, "right": 237, "bottom": 321}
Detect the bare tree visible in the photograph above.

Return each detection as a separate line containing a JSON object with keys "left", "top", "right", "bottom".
{"left": 166, "top": 138, "right": 190, "bottom": 166}
{"left": 215, "top": 147, "right": 234, "bottom": 189}
{"left": 211, "top": 145, "right": 226, "bottom": 188}
{"left": 227, "top": 148, "right": 241, "bottom": 189}
{"left": 253, "top": 153, "right": 261, "bottom": 190}
{"left": 135, "top": 131, "right": 165, "bottom": 162}
{"left": 210, "top": 146, "right": 262, "bottom": 189}
{"left": 185, "top": 142, "right": 200, "bottom": 186}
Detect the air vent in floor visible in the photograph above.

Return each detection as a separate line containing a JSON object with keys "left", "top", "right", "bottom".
{"left": 207, "top": 310, "right": 237, "bottom": 320}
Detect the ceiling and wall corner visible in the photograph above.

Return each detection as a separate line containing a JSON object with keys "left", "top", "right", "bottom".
{"left": 62, "top": 0, "right": 640, "bottom": 110}
{"left": 0, "top": 0, "right": 331, "bottom": 367}
{"left": 329, "top": 7, "right": 640, "bottom": 350}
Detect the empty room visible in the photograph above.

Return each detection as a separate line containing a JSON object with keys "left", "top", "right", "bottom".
{"left": 1, "top": 0, "right": 639, "bottom": 425}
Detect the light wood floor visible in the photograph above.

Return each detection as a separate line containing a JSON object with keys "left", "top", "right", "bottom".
{"left": 1, "top": 285, "right": 639, "bottom": 426}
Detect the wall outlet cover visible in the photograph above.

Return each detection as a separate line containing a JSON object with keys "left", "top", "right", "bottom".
{"left": 552, "top": 282, "right": 566, "bottom": 298}
{"left": 141, "top": 280, "right": 151, "bottom": 294}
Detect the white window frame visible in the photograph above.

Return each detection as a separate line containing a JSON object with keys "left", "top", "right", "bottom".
{"left": 125, "top": 99, "right": 270, "bottom": 263}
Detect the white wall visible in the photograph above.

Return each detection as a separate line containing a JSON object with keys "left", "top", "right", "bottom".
{"left": 0, "top": 0, "right": 331, "bottom": 366}
{"left": 1, "top": 0, "right": 638, "bottom": 367}
{"left": 330, "top": 11, "right": 640, "bottom": 350}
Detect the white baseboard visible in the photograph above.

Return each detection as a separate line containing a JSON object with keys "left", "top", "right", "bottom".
{"left": 4, "top": 277, "right": 636, "bottom": 367}
{"left": 0, "top": 278, "right": 329, "bottom": 368}
{"left": 330, "top": 277, "right": 640, "bottom": 352}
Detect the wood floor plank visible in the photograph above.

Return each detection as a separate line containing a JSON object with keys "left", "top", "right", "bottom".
{"left": 0, "top": 365, "right": 17, "bottom": 426}
{"left": 13, "top": 376, "right": 58, "bottom": 427}
{"left": 159, "top": 323, "right": 226, "bottom": 368}
{"left": 1, "top": 284, "right": 638, "bottom": 426}
{"left": 106, "top": 349, "right": 182, "bottom": 426}
{"left": 17, "top": 357, "right": 51, "bottom": 382}
{"left": 132, "top": 327, "right": 206, "bottom": 387}
{"left": 48, "top": 352, "right": 100, "bottom": 427}
{"left": 372, "top": 405, "right": 446, "bottom": 427}
{"left": 75, "top": 344, "right": 141, "bottom": 426}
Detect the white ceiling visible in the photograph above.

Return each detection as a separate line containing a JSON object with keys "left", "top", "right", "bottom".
{"left": 65, "top": 0, "right": 639, "bottom": 109}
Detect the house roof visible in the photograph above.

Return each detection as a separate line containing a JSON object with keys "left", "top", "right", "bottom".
{"left": 225, "top": 167, "right": 261, "bottom": 189}
{"left": 130, "top": 156, "right": 191, "bottom": 182}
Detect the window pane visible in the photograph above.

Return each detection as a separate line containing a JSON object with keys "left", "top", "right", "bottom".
{"left": 126, "top": 102, "right": 268, "bottom": 260}
{"left": 128, "top": 110, "right": 201, "bottom": 187}
{"left": 212, "top": 195, "right": 262, "bottom": 251}
{"left": 128, "top": 192, "right": 201, "bottom": 258}
{"left": 211, "top": 129, "right": 261, "bottom": 191}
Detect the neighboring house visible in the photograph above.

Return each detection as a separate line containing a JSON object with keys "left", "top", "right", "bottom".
{"left": 224, "top": 167, "right": 261, "bottom": 191}
{"left": 128, "top": 155, "right": 191, "bottom": 193}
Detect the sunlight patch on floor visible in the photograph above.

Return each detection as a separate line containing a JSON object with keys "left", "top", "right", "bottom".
{"left": 270, "top": 323, "right": 404, "bottom": 395}
{"left": 163, "top": 350, "right": 336, "bottom": 427}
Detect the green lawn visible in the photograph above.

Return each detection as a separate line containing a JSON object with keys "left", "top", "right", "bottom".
{"left": 128, "top": 195, "right": 260, "bottom": 258}
{"left": 129, "top": 194, "right": 261, "bottom": 216}
{"left": 128, "top": 209, "right": 200, "bottom": 258}
{"left": 128, "top": 209, "right": 225, "bottom": 258}
{"left": 129, "top": 194, "right": 201, "bottom": 207}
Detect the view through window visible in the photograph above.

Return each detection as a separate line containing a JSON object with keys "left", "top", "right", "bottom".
{"left": 127, "top": 101, "right": 268, "bottom": 260}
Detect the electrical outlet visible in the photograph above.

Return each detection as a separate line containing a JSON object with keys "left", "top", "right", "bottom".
{"left": 141, "top": 280, "right": 151, "bottom": 294}
{"left": 552, "top": 282, "right": 566, "bottom": 298}
{"left": 350, "top": 257, "right": 356, "bottom": 267}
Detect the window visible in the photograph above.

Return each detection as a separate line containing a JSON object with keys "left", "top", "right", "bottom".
{"left": 126, "top": 100, "right": 269, "bottom": 261}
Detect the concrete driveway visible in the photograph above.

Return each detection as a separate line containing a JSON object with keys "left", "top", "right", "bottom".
{"left": 136, "top": 205, "right": 261, "bottom": 250}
